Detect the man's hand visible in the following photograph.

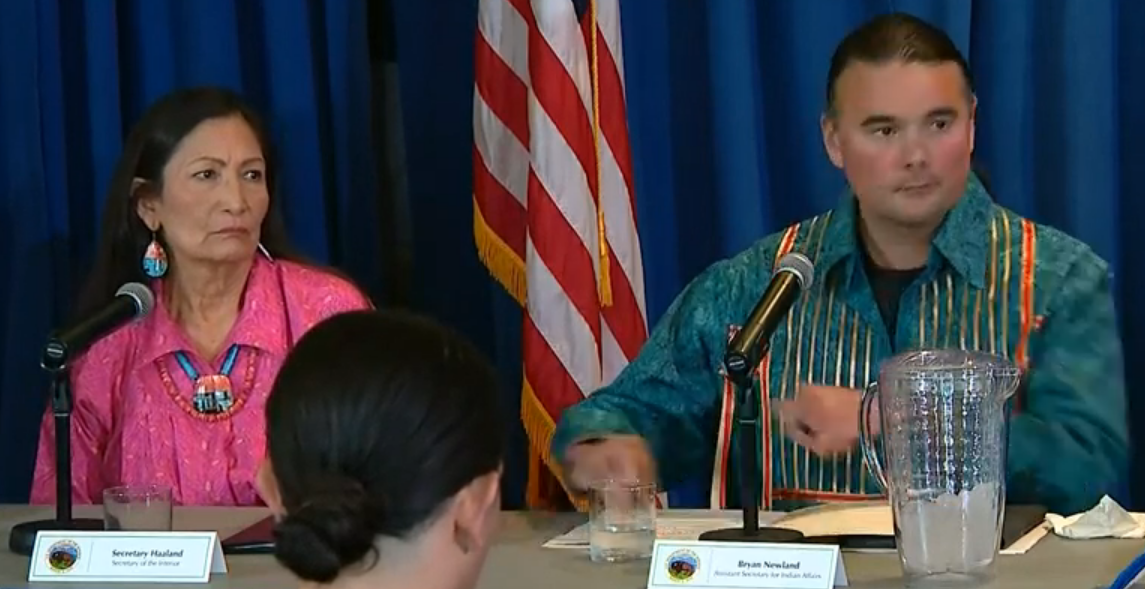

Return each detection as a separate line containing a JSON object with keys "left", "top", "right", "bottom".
{"left": 778, "top": 384, "right": 879, "bottom": 456}
{"left": 563, "top": 434, "right": 658, "bottom": 492}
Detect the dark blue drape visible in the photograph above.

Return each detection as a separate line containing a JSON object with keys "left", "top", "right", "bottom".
{"left": 0, "top": 0, "right": 378, "bottom": 502}
{"left": 392, "top": 0, "right": 1145, "bottom": 508}
{"left": 388, "top": 0, "right": 531, "bottom": 508}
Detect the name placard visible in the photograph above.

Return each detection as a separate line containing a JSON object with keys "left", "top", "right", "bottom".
{"left": 28, "top": 530, "right": 227, "bottom": 584}
{"left": 646, "top": 539, "right": 848, "bottom": 589}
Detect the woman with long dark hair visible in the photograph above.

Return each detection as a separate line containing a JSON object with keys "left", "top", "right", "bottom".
{"left": 30, "top": 86, "right": 371, "bottom": 506}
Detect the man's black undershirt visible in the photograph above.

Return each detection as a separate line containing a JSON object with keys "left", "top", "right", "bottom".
{"left": 862, "top": 251, "right": 924, "bottom": 345}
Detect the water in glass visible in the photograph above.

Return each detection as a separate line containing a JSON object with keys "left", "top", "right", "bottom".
{"left": 588, "top": 480, "right": 656, "bottom": 563}
{"left": 860, "top": 349, "right": 1020, "bottom": 587}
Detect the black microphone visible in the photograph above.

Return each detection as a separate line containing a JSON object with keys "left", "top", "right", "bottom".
{"left": 9, "top": 282, "right": 154, "bottom": 556}
{"left": 699, "top": 252, "right": 815, "bottom": 544}
{"left": 723, "top": 252, "right": 815, "bottom": 383}
{"left": 42, "top": 282, "right": 154, "bottom": 370}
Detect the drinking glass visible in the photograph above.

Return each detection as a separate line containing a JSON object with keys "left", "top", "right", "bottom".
{"left": 587, "top": 479, "right": 656, "bottom": 563}
{"left": 103, "top": 484, "right": 174, "bottom": 532}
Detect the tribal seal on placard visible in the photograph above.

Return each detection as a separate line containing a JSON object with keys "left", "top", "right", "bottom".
{"left": 46, "top": 539, "right": 80, "bottom": 573}
{"left": 666, "top": 548, "right": 700, "bottom": 582}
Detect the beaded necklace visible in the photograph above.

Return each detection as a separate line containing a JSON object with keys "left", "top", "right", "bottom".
{"left": 157, "top": 344, "right": 257, "bottom": 422}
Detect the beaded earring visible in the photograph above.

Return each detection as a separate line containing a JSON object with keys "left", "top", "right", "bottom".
{"left": 142, "top": 232, "right": 168, "bottom": 278}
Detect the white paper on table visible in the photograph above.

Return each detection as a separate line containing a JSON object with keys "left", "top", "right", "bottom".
{"left": 542, "top": 516, "right": 743, "bottom": 549}
{"left": 1000, "top": 522, "right": 1052, "bottom": 554}
{"left": 542, "top": 504, "right": 1053, "bottom": 555}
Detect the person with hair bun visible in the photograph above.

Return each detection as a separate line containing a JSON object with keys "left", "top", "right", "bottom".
{"left": 255, "top": 309, "right": 504, "bottom": 588}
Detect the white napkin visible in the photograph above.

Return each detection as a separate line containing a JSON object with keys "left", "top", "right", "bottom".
{"left": 1045, "top": 495, "right": 1145, "bottom": 539}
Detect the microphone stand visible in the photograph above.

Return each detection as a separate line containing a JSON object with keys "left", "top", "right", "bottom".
{"left": 698, "top": 344, "right": 804, "bottom": 543}
{"left": 9, "top": 343, "right": 104, "bottom": 556}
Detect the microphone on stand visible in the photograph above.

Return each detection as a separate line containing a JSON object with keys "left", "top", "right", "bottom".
{"left": 699, "top": 252, "right": 814, "bottom": 543}
{"left": 9, "top": 282, "right": 155, "bottom": 556}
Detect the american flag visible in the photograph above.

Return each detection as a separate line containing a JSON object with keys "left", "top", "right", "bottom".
{"left": 472, "top": 0, "right": 649, "bottom": 508}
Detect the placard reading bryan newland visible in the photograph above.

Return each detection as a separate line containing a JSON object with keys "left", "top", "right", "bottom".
{"left": 646, "top": 540, "right": 848, "bottom": 589}
{"left": 28, "top": 530, "right": 227, "bottom": 584}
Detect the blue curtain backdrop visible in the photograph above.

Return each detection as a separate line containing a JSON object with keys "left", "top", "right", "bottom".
{"left": 0, "top": 0, "right": 379, "bottom": 502}
{"left": 391, "top": 0, "right": 1145, "bottom": 508}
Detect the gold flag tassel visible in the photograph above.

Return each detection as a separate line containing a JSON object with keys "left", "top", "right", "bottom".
{"left": 589, "top": 0, "right": 612, "bottom": 307}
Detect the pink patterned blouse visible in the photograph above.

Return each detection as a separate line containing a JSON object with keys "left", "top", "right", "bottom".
{"left": 29, "top": 256, "right": 371, "bottom": 506}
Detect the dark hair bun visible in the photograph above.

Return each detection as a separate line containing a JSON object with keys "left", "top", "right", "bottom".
{"left": 272, "top": 480, "right": 383, "bottom": 583}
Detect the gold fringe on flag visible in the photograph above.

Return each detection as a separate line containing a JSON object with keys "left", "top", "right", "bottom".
{"left": 473, "top": 197, "right": 527, "bottom": 305}
{"left": 521, "top": 377, "right": 588, "bottom": 511}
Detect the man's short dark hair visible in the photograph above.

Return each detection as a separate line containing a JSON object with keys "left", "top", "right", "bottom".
{"left": 825, "top": 12, "right": 974, "bottom": 113}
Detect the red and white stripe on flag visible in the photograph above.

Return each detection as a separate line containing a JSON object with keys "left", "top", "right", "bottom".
{"left": 473, "top": 0, "right": 656, "bottom": 509}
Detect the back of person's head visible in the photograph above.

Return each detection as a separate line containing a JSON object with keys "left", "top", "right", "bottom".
{"left": 260, "top": 309, "right": 504, "bottom": 586}
{"left": 825, "top": 12, "right": 973, "bottom": 114}
{"left": 77, "top": 85, "right": 296, "bottom": 319}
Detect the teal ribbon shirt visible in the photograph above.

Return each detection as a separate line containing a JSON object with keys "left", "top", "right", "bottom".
{"left": 551, "top": 174, "right": 1128, "bottom": 515}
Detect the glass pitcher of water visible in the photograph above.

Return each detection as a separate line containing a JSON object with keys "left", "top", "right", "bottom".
{"left": 859, "top": 349, "right": 1021, "bottom": 587}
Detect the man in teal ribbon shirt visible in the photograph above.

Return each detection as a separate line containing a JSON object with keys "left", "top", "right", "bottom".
{"left": 551, "top": 13, "right": 1127, "bottom": 515}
